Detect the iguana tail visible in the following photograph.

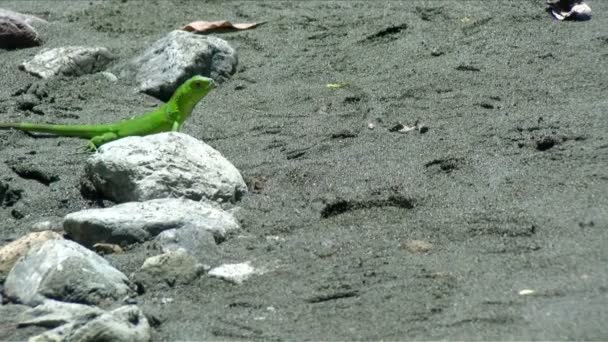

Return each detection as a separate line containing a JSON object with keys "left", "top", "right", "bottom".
{"left": 0, "top": 122, "right": 114, "bottom": 139}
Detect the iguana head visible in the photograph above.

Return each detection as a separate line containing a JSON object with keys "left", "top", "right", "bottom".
{"left": 172, "top": 75, "right": 215, "bottom": 121}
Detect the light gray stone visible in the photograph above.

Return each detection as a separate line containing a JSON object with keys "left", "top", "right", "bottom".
{"left": 0, "top": 303, "right": 29, "bottom": 336}
{"left": 30, "top": 218, "right": 64, "bottom": 232}
{"left": 19, "top": 299, "right": 104, "bottom": 329}
{"left": 0, "top": 231, "right": 62, "bottom": 280}
{"left": 85, "top": 132, "right": 247, "bottom": 203}
{"left": 156, "top": 224, "right": 222, "bottom": 262}
{"left": 119, "top": 30, "right": 237, "bottom": 101}
{"left": 20, "top": 46, "right": 114, "bottom": 79}
{"left": 29, "top": 305, "right": 150, "bottom": 342}
{"left": 0, "top": 8, "right": 48, "bottom": 26}
{"left": 4, "top": 239, "right": 131, "bottom": 306}
{"left": 64, "top": 198, "right": 240, "bottom": 247}
{"left": 100, "top": 71, "right": 118, "bottom": 82}
{"left": 131, "top": 250, "right": 207, "bottom": 291}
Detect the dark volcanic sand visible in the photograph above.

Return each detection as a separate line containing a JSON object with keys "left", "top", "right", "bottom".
{"left": 1, "top": 1, "right": 607, "bottom": 340}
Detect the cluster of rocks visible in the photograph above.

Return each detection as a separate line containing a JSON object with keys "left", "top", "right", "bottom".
{"left": 1, "top": 8, "right": 237, "bottom": 101}
{"left": 0, "top": 132, "right": 262, "bottom": 341}
{"left": 0, "top": 7, "right": 253, "bottom": 342}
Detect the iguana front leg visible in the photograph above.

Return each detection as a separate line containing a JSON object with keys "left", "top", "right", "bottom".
{"left": 88, "top": 132, "right": 119, "bottom": 151}
{"left": 164, "top": 106, "right": 182, "bottom": 132}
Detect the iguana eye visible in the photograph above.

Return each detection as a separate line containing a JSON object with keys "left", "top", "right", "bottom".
{"left": 192, "top": 81, "right": 202, "bottom": 88}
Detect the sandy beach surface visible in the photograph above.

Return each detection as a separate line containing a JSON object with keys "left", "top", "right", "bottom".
{"left": 0, "top": 1, "right": 607, "bottom": 340}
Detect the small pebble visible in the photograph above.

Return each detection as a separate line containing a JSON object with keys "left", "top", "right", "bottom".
{"left": 518, "top": 289, "right": 535, "bottom": 296}
{"left": 431, "top": 49, "right": 444, "bottom": 57}
{"left": 101, "top": 71, "right": 118, "bottom": 82}
{"left": 16, "top": 94, "right": 39, "bottom": 111}
{"left": 536, "top": 135, "right": 560, "bottom": 151}
{"left": 389, "top": 123, "right": 405, "bottom": 132}
{"left": 401, "top": 239, "right": 433, "bottom": 254}
{"left": 161, "top": 297, "right": 174, "bottom": 304}
{"left": 93, "top": 243, "right": 124, "bottom": 255}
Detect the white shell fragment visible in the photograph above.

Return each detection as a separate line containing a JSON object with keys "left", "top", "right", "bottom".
{"left": 518, "top": 289, "right": 536, "bottom": 296}
{"left": 208, "top": 261, "right": 258, "bottom": 285}
{"left": 389, "top": 121, "right": 428, "bottom": 134}
{"left": 398, "top": 124, "right": 417, "bottom": 133}
{"left": 547, "top": 0, "right": 591, "bottom": 21}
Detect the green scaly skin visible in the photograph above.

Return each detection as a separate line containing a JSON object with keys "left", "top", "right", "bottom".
{"left": 0, "top": 75, "right": 215, "bottom": 151}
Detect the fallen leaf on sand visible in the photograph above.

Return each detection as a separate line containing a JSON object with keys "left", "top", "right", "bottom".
{"left": 182, "top": 20, "right": 262, "bottom": 33}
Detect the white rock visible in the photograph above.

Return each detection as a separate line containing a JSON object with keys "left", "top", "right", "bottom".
{"left": 208, "top": 261, "right": 258, "bottom": 285}
{"left": 119, "top": 30, "right": 237, "bottom": 101}
{"left": 20, "top": 46, "right": 114, "bottom": 79}
{"left": 86, "top": 132, "right": 247, "bottom": 203}
{"left": 101, "top": 71, "right": 118, "bottom": 82}
{"left": 548, "top": 0, "right": 592, "bottom": 21}
{"left": 4, "top": 239, "right": 131, "bottom": 306}
{"left": 64, "top": 198, "right": 240, "bottom": 247}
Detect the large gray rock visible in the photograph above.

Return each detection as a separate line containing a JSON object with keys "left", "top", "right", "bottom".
{"left": 120, "top": 30, "right": 237, "bottom": 101}
{"left": 64, "top": 198, "right": 240, "bottom": 247}
{"left": 29, "top": 305, "right": 150, "bottom": 342}
{"left": 20, "top": 46, "right": 114, "bottom": 79}
{"left": 3, "top": 239, "right": 131, "bottom": 306}
{"left": 85, "top": 132, "right": 247, "bottom": 203}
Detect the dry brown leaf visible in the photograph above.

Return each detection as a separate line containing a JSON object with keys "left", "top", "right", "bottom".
{"left": 181, "top": 20, "right": 262, "bottom": 34}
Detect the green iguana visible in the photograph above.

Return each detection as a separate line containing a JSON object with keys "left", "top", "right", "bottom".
{"left": 0, "top": 75, "right": 215, "bottom": 150}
